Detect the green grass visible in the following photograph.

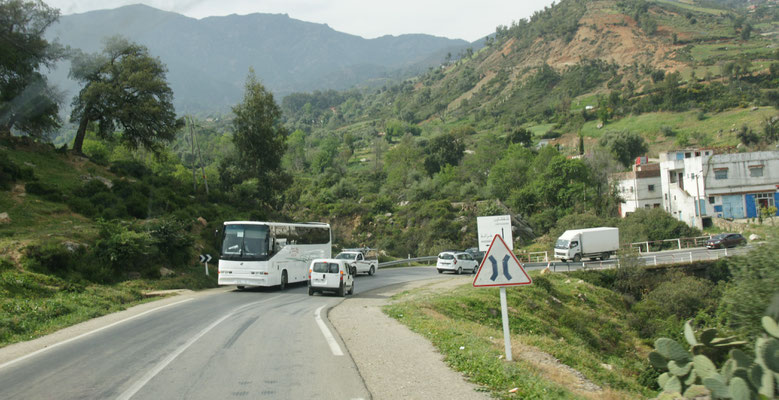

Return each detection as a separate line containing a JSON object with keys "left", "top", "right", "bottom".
{"left": 689, "top": 42, "right": 775, "bottom": 63}
{"left": 527, "top": 124, "right": 555, "bottom": 137}
{"left": 654, "top": 0, "right": 727, "bottom": 16}
{"left": 580, "top": 107, "right": 778, "bottom": 150}
{"left": 385, "top": 272, "right": 656, "bottom": 399}
{"left": 0, "top": 262, "right": 216, "bottom": 348}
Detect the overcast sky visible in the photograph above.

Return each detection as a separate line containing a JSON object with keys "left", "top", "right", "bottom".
{"left": 44, "top": 0, "right": 556, "bottom": 42}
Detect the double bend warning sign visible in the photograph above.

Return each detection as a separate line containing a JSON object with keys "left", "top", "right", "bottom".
{"left": 473, "top": 234, "right": 532, "bottom": 287}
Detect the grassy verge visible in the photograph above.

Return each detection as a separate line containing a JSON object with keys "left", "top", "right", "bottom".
{"left": 384, "top": 272, "right": 656, "bottom": 399}
{"left": 0, "top": 259, "right": 216, "bottom": 348}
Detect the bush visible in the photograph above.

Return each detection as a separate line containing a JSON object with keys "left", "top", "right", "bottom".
{"left": 93, "top": 220, "right": 155, "bottom": 278}
{"left": 25, "top": 181, "right": 63, "bottom": 202}
{"left": 147, "top": 218, "right": 193, "bottom": 267}
{"left": 0, "top": 155, "right": 34, "bottom": 190}
{"left": 717, "top": 233, "right": 779, "bottom": 341}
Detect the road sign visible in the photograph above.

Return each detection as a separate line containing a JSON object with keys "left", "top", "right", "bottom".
{"left": 473, "top": 234, "right": 531, "bottom": 287}
{"left": 477, "top": 215, "right": 513, "bottom": 251}
{"left": 199, "top": 254, "right": 212, "bottom": 276}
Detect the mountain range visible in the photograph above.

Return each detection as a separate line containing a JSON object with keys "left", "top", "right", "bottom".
{"left": 45, "top": 4, "right": 474, "bottom": 114}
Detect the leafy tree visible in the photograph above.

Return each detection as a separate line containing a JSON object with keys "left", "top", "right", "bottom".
{"left": 69, "top": 36, "right": 181, "bottom": 155}
{"left": 222, "top": 69, "right": 288, "bottom": 207}
{"left": 383, "top": 133, "right": 423, "bottom": 196}
{"left": 0, "top": 0, "right": 63, "bottom": 138}
{"left": 506, "top": 127, "right": 533, "bottom": 147}
{"left": 740, "top": 23, "right": 752, "bottom": 40}
{"left": 598, "top": 130, "right": 648, "bottom": 168}
{"left": 423, "top": 132, "right": 465, "bottom": 175}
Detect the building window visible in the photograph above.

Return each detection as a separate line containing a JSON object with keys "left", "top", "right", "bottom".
{"left": 755, "top": 193, "right": 775, "bottom": 210}
{"left": 653, "top": 203, "right": 660, "bottom": 208}
{"left": 709, "top": 196, "right": 715, "bottom": 204}
{"left": 648, "top": 184, "right": 655, "bottom": 192}
{"left": 714, "top": 169, "right": 728, "bottom": 180}
{"left": 749, "top": 166, "right": 763, "bottom": 177}
{"left": 645, "top": 204, "right": 650, "bottom": 209}
{"left": 630, "top": 187, "right": 634, "bottom": 193}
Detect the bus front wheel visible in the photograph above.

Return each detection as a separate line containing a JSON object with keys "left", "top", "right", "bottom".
{"left": 280, "top": 270, "right": 288, "bottom": 290}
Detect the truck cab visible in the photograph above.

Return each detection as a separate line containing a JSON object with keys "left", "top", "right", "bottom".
{"left": 554, "top": 232, "right": 580, "bottom": 262}
{"left": 334, "top": 248, "right": 377, "bottom": 276}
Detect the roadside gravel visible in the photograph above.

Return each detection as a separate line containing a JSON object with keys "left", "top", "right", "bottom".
{"left": 329, "top": 276, "right": 490, "bottom": 400}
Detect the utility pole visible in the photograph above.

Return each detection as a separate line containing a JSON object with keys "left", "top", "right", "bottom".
{"left": 191, "top": 118, "right": 209, "bottom": 195}
{"left": 186, "top": 116, "right": 197, "bottom": 193}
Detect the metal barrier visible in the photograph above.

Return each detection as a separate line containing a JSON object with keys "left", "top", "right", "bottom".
{"left": 378, "top": 256, "right": 437, "bottom": 268}
{"left": 631, "top": 236, "right": 712, "bottom": 253}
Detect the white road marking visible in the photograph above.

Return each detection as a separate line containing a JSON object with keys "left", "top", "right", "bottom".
{"left": 0, "top": 298, "right": 195, "bottom": 371}
{"left": 315, "top": 305, "right": 344, "bottom": 356}
{"left": 117, "top": 296, "right": 279, "bottom": 400}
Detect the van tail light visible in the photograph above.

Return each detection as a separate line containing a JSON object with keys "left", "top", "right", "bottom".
{"left": 454, "top": 259, "right": 457, "bottom": 265}
{"left": 308, "top": 268, "right": 312, "bottom": 279}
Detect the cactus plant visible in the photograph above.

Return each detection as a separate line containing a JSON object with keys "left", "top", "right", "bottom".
{"left": 650, "top": 311, "right": 779, "bottom": 398}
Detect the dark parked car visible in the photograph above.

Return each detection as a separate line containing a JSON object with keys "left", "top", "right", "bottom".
{"left": 464, "top": 247, "right": 485, "bottom": 264}
{"left": 706, "top": 233, "right": 746, "bottom": 249}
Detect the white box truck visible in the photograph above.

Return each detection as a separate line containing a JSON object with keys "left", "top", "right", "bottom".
{"left": 554, "top": 227, "right": 619, "bottom": 262}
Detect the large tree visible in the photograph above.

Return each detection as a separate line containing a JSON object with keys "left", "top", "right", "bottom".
{"left": 598, "top": 130, "right": 648, "bottom": 168}
{"left": 69, "top": 36, "right": 181, "bottom": 155}
{"left": 0, "top": 0, "right": 63, "bottom": 138}
{"left": 220, "top": 69, "right": 288, "bottom": 207}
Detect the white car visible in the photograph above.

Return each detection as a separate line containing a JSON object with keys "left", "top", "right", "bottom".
{"left": 335, "top": 250, "right": 377, "bottom": 276}
{"left": 308, "top": 259, "right": 355, "bottom": 296}
{"left": 436, "top": 251, "right": 478, "bottom": 274}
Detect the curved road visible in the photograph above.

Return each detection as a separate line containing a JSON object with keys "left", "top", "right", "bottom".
{"left": 0, "top": 267, "right": 448, "bottom": 400}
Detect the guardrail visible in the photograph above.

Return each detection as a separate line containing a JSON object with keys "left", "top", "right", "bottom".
{"left": 630, "top": 236, "right": 711, "bottom": 253}
{"left": 378, "top": 256, "right": 437, "bottom": 268}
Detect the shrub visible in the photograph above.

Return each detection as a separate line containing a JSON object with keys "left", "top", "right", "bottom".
{"left": 93, "top": 220, "right": 155, "bottom": 278}
{"left": 147, "top": 218, "right": 193, "bottom": 267}
{"left": 717, "top": 234, "right": 779, "bottom": 341}
{"left": 25, "top": 181, "right": 63, "bottom": 202}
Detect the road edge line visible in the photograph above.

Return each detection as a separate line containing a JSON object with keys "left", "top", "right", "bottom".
{"left": 315, "top": 305, "right": 344, "bottom": 356}
{"left": 0, "top": 298, "right": 195, "bottom": 371}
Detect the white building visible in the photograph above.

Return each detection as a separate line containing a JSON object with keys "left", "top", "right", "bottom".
{"left": 612, "top": 161, "right": 662, "bottom": 217}
{"left": 659, "top": 149, "right": 779, "bottom": 228}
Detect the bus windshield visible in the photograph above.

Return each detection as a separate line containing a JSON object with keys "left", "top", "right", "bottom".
{"left": 221, "top": 224, "right": 270, "bottom": 260}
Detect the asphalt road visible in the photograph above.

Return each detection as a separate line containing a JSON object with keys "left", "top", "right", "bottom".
{"left": 0, "top": 267, "right": 447, "bottom": 400}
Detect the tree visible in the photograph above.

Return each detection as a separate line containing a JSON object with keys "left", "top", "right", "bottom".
{"left": 224, "top": 69, "right": 288, "bottom": 206}
{"left": 506, "top": 127, "right": 533, "bottom": 147}
{"left": 598, "top": 130, "right": 648, "bottom": 168}
{"left": 423, "top": 132, "right": 465, "bottom": 176}
{"left": 69, "top": 36, "right": 181, "bottom": 155}
{"left": 0, "top": 0, "right": 63, "bottom": 138}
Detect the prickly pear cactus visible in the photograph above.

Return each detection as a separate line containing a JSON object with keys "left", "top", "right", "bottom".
{"left": 650, "top": 313, "right": 779, "bottom": 399}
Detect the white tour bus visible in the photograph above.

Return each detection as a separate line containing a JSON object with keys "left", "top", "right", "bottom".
{"left": 218, "top": 221, "right": 331, "bottom": 290}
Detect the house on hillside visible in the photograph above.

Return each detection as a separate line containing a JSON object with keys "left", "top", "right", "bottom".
{"left": 611, "top": 149, "right": 779, "bottom": 228}
{"left": 659, "top": 149, "right": 779, "bottom": 228}
{"left": 611, "top": 158, "right": 662, "bottom": 217}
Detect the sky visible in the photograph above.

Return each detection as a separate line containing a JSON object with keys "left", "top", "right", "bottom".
{"left": 44, "top": 0, "right": 556, "bottom": 42}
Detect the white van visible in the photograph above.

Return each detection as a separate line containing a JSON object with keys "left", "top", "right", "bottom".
{"left": 308, "top": 259, "right": 355, "bottom": 296}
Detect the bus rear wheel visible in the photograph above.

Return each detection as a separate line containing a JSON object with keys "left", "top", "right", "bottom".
{"left": 279, "top": 270, "right": 288, "bottom": 290}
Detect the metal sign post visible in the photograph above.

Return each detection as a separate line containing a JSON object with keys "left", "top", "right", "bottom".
{"left": 473, "top": 227, "right": 532, "bottom": 362}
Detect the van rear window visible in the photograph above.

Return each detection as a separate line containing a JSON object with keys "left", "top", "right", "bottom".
{"left": 438, "top": 253, "right": 454, "bottom": 260}
{"left": 313, "top": 262, "right": 339, "bottom": 273}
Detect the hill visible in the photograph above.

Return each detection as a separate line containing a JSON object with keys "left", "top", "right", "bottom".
{"left": 44, "top": 4, "right": 473, "bottom": 114}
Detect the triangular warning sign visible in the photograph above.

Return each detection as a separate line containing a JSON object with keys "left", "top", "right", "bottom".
{"left": 473, "top": 234, "right": 532, "bottom": 287}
